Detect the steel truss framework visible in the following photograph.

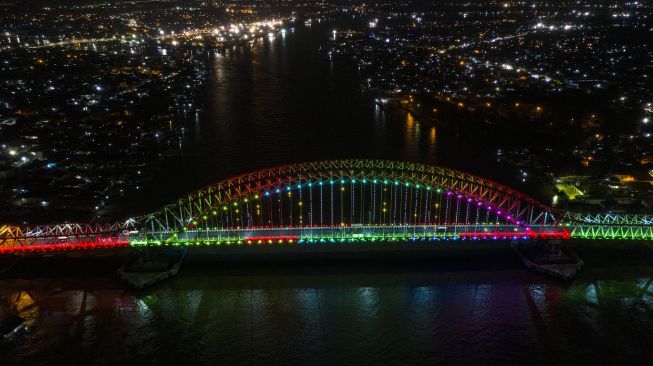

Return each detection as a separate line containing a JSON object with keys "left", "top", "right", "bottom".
{"left": 564, "top": 213, "right": 653, "bottom": 239}
{"left": 0, "top": 222, "right": 131, "bottom": 253}
{"left": 1, "top": 160, "right": 652, "bottom": 253}
{"left": 136, "top": 159, "right": 564, "bottom": 243}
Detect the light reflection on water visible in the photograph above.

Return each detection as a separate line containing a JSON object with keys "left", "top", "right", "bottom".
{"left": 5, "top": 21, "right": 651, "bottom": 366}
{"left": 126, "top": 23, "right": 453, "bottom": 215}
{"left": 2, "top": 269, "right": 653, "bottom": 365}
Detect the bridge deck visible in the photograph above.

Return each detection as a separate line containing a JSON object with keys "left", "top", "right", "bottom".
{"left": 2, "top": 160, "right": 652, "bottom": 254}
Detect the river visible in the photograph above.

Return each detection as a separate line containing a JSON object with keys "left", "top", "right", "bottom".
{"left": 2, "top": 21, "right": 653, "bottom": 365}
{"left": 123, "top": 21, "right": 530, "bottom": 216}
{"left": 2, "top": 241, "right": 653, "bottom": 365}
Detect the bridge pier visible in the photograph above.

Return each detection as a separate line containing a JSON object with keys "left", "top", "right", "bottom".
{"left": 117, "top": 246, "right": 186, "bottom": 289}
{"left": 511, "top": 239, "right": 583, "bottom": 280}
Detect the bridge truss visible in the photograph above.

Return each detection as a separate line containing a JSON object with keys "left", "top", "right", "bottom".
{"left": 564, "top": 213, "right": 653, "bottom": 240}
{"left": 131, "top": 160, "right": 566, "bottom": 245}
{"left": 0, "top": 222, "right": 130, "bottom": 254}
{"left": 1, "top": 160, "right": 650, "bottom": 254}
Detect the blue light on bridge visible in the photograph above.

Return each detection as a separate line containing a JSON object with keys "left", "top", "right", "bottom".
{"left": 15, "top": 160, "right": 645, "bottom": 255}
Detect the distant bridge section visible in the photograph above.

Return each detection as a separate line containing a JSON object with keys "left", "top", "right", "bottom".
{"left": 564, "top": 213, "right": 653, "bottom": 240}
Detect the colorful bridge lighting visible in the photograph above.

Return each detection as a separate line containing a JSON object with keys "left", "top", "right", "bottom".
{"left": 0, "top": 160, "right": 651, "bottom": 254}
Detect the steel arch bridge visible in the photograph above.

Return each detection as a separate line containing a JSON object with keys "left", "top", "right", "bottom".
{"left": 0, "top": 160, "right": 651, "bottom": 254}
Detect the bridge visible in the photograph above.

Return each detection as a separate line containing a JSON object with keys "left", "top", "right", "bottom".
{"left": 1, "top": 160, "right": 652, "bottom": 254}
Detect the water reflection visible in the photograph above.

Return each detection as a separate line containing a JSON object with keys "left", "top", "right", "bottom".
{"left": 6, "top": 291, "right": 39, "bottom": 328}
{"left": 403, "top": 112, "right": 419, "bottom": 161}
{"left": 2, "top": 270, "right": 653, "bottom": 364}
{"left": 428, "top": 126, "right": 437, "bottom": 158}
{"left": 397, "top": 112, "right": 439, "bottom": 164}
{"left": 128, "top": 24, "right": 456, "bottom": 213}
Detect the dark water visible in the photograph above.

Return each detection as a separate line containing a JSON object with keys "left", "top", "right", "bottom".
{"left": 2, "top": 243, "right": 653, "bottom": 365}
{"left": 3, "top": 24, "right": 653, "bottom": 365}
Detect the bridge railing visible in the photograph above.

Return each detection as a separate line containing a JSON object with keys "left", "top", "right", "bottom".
{"left": 127, "top": 224, "right": 570, "bottom": 246}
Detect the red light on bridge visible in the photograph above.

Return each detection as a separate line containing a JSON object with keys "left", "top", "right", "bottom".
{"left": 0, "top": 238, "right": 130, "bottom": 254}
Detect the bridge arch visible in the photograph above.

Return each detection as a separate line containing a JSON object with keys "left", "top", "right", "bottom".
{"left": 8, "top": 161, "right": 653, "bottom": 253}
{"left": 135, "top": 160, "right": 565, "bottom": 244}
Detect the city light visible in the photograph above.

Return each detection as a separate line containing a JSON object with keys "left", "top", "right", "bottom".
{"left": 0, "top": 2, "right": 651, "bottom": 360}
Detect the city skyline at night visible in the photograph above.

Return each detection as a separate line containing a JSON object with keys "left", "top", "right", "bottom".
{"left": 1, "top": 1, "right": 652, "bottom": 365}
